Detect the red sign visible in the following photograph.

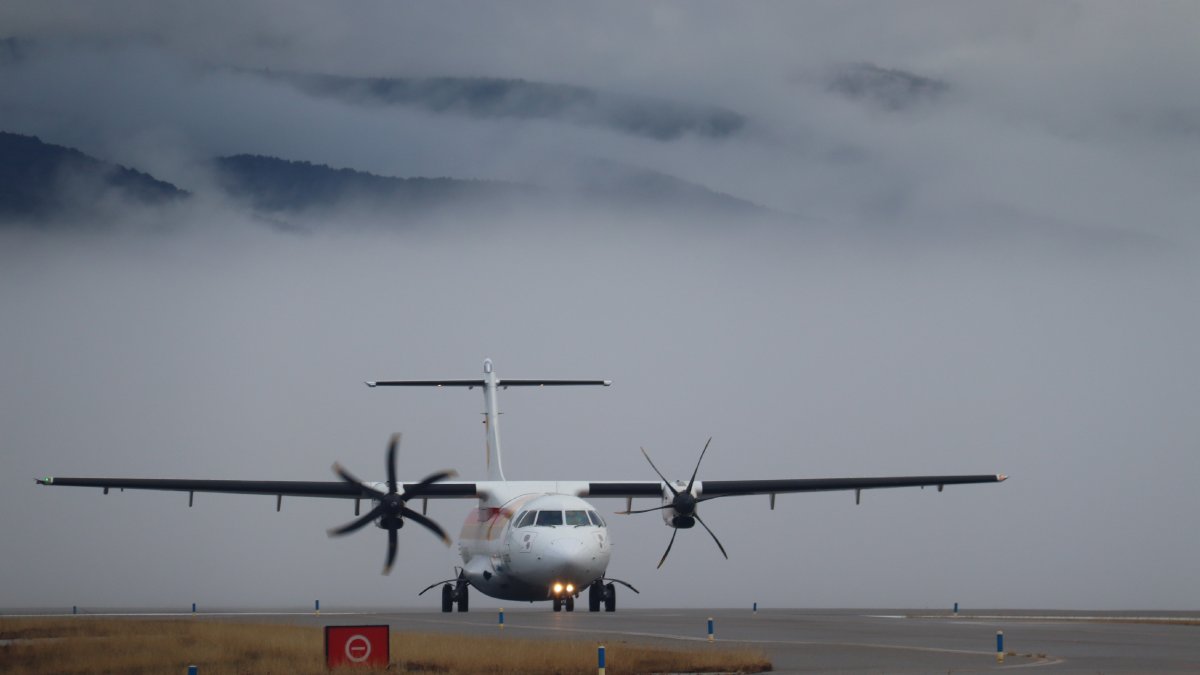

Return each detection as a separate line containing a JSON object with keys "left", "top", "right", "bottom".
{"left": 325, "top": 625, "right": 389, "bottom": 669}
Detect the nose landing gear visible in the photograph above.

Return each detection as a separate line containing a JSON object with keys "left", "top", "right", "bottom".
{"left": 552, "top": 596, "right": 575, "bottom": 612}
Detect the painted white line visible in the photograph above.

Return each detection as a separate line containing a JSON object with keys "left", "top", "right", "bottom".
{"left": 999, "top": 657, "right": 1067, "bottom": 669}
{"left": 398, "top": 616, "right": 1030, "bottom": 660}
{"left": 913, "top": 614, "right": 1199, "bottom": 624}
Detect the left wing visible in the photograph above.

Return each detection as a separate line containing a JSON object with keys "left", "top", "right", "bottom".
{"left": 584, "top": 474, "right": 1007, "bottom": 500}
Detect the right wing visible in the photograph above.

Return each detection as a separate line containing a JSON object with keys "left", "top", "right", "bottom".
{"left": 35, "top": 477, "right": 478, "bottom": 499}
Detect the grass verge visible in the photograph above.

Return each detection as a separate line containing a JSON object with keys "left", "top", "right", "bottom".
{"left": 0, "top": 617, "right": 772, "bottom": 674}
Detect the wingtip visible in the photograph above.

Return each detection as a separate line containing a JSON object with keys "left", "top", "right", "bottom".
{"left": 35, "top": 477, "right": 52, "bottom": 485}
{"left": 997, "top": 473, "right": 1008, "bottom": 482}
{"left": 364, "top": 381, "right": 377, "bottom": 388}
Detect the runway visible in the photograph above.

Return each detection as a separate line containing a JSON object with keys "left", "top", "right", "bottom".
{"left": 7, "top": 607, "right": 1199, "bottom": 672}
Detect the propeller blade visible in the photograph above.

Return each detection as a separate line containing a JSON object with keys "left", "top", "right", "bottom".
{"left": 332, "top": 463, "right": 384, "bottom": 499}
{"left": 386, "top": 432, "right": 401, "bottom": 494}
{"left": 656, "top": 527, "right": 679, "bottom": 569}
{"left": 402, "top": 506, "right": 452, "bottom": 545}
{"left": 328, "top": 504, "right": 385, "bottom": 537}
{"left": 685, "top": 436, "right": 712, "bottom": 494}
{"left": 400, "top": 469, "right": 459, "bottom": 503}
{"left": 640, "top": 447, "right": 678, "bottom": 497}
{"left": 383, "top": 527, "right": 398, "bottom": 575}
{"left": 694, "top": 513, "right": 729, "bottom": 560}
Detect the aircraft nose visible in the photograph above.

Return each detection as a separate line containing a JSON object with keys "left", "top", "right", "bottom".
{"left": 543, "top": 537, "right": 592, "bottom": 581}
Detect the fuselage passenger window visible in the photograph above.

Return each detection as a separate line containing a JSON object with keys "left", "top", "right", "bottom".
{"left": 535, "top": 510, "right": 563, "bottom": 527}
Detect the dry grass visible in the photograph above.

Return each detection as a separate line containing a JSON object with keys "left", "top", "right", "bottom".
{"left": 0, "top": 617, "right": 771, "bottom": 674}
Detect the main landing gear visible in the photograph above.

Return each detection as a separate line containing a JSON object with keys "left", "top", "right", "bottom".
{"left": 588, "top": 580, "right": 616, "bottom": 612}
{"left": 439, "top": 574, "right": 469, "bottom": 612}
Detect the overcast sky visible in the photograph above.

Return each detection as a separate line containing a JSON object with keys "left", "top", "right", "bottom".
{"left": 2, "top": 2, "right": 1198, "bottom": 611}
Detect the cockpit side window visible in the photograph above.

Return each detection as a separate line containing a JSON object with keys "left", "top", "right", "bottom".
{"left": 515, "top": 510, "right": 536, "bottom": 528}
{"left": 535, "top": 510, "right": 563, "bottom": 527}
{"left": 565, "top": 510, "right": 590, "bottom": 526}
{"left": 587, "top": 510, "right": 606, "bottom": 527}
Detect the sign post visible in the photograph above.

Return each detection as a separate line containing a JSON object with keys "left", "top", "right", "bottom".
{"left": 325, "top": 625, "right": 389, "bottom": 669}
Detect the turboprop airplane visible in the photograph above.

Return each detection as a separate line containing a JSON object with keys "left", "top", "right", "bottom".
{"left": 36, "top": 359, "right": 1007, "bottom": 612}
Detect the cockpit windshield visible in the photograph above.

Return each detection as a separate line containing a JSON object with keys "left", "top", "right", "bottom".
{"left": 587, "top": 510, "right": 605, "bottom": 527}
{"left": 565, "top": 510, "right": 590, "bottom": 526}
{"left": 534, "top": 510, "right": 563, "bottom": 527}
{"left": 515, "top": 510, "right": 536, "bottom": 528}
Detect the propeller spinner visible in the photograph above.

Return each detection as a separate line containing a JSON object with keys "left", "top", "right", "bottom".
{"left": 621, "top": 437, "right": 728, "bottom": 568}
{"left": 328, "top": 433, "right": 456, "bottom": 574}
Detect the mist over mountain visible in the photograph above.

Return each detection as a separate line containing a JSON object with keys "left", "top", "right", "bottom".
{"left": 0, "top": 131, "right": 187, "bottom": 223}
{"left": 211, "top": 154, "right": 535, "bottom": 217}
{"left": 259, "top": 71, "right": 747, "bottom": 142}
{"left": 211, "top": 154, "right": 772, "bottom": 228}
{"left": 825, "top": 63, "right": 950, "bottom": 112}
{"left": 0, "top": 127, "right": 771, "bottom": 230}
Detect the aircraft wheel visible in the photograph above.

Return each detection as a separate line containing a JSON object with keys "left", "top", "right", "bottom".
{"left": 552, "top": 597, "right": 562, "bottom": 612}
{"left": 441, "top": 584, "right": 453, "bottom": 613}
{"left": 588, "top": 582, "right": 601, "bottom": 612}
{"left": 565, "top": 596, "right": 575, "bottom": 612}
{"left": 604, "top": 583, "right": 616, "bottom": 612}
{"left": 457, "top": 583, "right": 469, "bottom": 612}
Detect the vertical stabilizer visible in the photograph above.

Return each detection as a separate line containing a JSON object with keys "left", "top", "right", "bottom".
{"left": 481, "top": 359, "right": 506, "bottom": 481}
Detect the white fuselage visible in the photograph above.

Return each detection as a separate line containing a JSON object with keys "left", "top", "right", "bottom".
{"left": 455, "top": 490, "right": 611, "bottom": 601}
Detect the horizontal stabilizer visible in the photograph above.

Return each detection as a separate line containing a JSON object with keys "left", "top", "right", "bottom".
{"left": 366, "top": 379, "right": 610, "bottom": 388}
{"left": 366, "top": 380, "right": 485, "bottom": 388}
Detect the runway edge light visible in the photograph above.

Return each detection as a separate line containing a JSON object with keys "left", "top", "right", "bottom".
{"left": 597, "top": 644, "right": 606, "bottom": 675}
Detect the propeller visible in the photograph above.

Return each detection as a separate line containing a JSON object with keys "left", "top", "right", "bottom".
{"left": 328, "top": 433, "right": 457, "bottom": 574}
{"left": 620, "top": 437, "right": 728, "bottom": 568}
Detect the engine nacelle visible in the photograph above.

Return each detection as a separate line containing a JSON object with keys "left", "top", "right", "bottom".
{"left": 661, "top": 480, "right": 698, "bottom": 528}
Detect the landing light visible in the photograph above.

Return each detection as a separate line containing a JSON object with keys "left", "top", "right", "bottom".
{"left": 553, "top": 583, "right": 564, "bottom": 594}
{"left": 565, "top": 584, "right": 575, "bottom": 593}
